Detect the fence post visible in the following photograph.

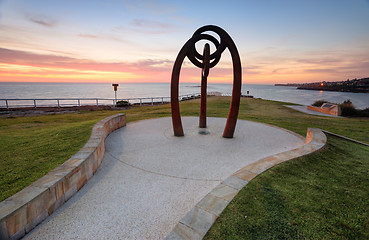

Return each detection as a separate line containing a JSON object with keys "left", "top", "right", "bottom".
{"left": 33, "top": 99, "right": 37, "bottom": 108}
{"left": 5, "top": 100, "right": 9, "bottom": 109}
{"left": 96, "top": 99, "right": 99, "bottom": 106}
{"left": 78, "top": 99, "right": 80, "bottom": 106}
{"left": 57, "top": 99, "right": 60, "bottom": 108}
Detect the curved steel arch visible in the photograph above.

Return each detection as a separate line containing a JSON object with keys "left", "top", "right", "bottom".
{"left": 171, "top": 25, "right": 242, "bottom": 138}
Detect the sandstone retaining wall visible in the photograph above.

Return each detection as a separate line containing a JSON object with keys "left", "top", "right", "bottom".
{"left": 0, "top": 113, "right": 126, "bottom": 240}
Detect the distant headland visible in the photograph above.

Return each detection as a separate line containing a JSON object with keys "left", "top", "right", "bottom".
{"left": 275, "top": 78, "right": 369, "bottom": 93}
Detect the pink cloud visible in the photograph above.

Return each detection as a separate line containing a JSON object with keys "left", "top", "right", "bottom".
{"left": 0, "top": 47, "right": 216, "bottom": 83}
{"left": 0, "top": 47, "right": 173, "bottom": 73}
{"left": 0, "top": 47, "right": 275, "bottom": 83}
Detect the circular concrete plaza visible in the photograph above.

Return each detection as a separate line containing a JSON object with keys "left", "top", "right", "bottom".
{"left": 24, "top": 117, "right": 305, "bottom": 240}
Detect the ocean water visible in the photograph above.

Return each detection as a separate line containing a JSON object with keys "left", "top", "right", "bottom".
{"left": 0, "top": 82, "right": 368, "bottom": 109}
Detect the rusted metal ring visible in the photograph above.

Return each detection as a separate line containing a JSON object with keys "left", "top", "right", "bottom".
{"left": 193, "top": 26, "right": 227, "bottom": 62}
{"left": 187, "top": 33, "right": 221, "bottom": 69}
{"left": 192, "top": 35, "right": 223, "bottom": 64}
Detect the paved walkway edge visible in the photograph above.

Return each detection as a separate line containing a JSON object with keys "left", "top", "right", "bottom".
{"left": 165, "top": 128, "right": 327, "bottom": 240}
{"left": 0, "top": 113, "right": 126, "bottom": 240}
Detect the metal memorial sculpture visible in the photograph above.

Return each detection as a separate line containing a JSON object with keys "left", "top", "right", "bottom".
{"left": 171, "top": 25, "right": 242, "bottom": 138}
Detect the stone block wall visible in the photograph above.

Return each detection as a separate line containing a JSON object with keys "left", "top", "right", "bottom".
{"left": 0, "top": 113, "right": 126, "bottom": 240}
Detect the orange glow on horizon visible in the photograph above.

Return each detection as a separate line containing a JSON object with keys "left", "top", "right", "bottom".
{"left": 0, "top": 59, "right": 356, "bottom": 85}
{"left": 0, "top": 63, "right": 150, "bottom": 83}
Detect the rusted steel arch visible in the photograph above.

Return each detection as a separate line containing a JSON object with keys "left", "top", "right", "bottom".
{"left": 171, "top": 25, "right": 242, "bottom": 138}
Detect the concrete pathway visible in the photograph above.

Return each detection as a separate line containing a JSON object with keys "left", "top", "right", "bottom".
{"left": 24, "top": 117, "right": 305, "bottom": 240}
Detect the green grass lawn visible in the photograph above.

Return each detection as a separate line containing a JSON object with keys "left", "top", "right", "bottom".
{"left": 204, "top": 135, "right": 369, "bottom": 239}
{"left": 1, "top": 97, "right": 368, "bottom": 238}
{"left": 0, "top": 106, "right": 171, "bottom": 201}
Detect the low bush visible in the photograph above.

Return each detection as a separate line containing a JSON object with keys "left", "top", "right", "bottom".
{"left": 312, "top": 100, "right": 326, "bottom": 107}
{"left": 116, "top": 100, "right": 130, "bottom": 107}
{"left": 340, "top": 100, "right": 357, "bottom": 116}
{"left": 339, "top": 99, "right": 369, "bottom": 117}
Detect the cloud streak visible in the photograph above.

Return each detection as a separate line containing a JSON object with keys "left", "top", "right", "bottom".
{"left": 0, "top": 47, "right": 173, "bottom": 72}
{"left": 26, "top": 14, "right": 57, "bottom": 28}
{"left": 1, "top": 45, "right": 368, "bottom": 84}
{"left": 132, "top": 19, "right": 174, "bottom": 29}
{"left": 77, "top": 34, "right": 100, "bottom": 39}
{"left": 0, "top": 47, "right": 240, "bottom": 83}
{"left": 0, "top": 48, "right": 176, "bottom": 82}
{"left": 127, "top": 19, "right": 177, "bottom": 34}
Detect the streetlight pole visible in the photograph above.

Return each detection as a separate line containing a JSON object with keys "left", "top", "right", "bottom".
{"left": 112, "top": 84, "right": 119, "bottom": 106}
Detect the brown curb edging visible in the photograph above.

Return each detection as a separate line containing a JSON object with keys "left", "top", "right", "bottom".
{"left": 165, "top": 128, "right": 327, "bottom": 240}
{"left": 322, "top": 130, "right": 369, "bottom": 147}
{"left": 0, "top": 113, "right": 126, "bottom": 240}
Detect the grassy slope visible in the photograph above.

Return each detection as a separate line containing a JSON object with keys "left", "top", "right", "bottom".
{"left": 1, "top": 97, "right": 368, "bottom": 237}
{"left": 204, "top": 135, "right": 369, "bottom": 239}
{"left": 0, "top": 104, "right": 176, "bottom": 201}
{"left": 1, "top": 97, "right": 368, "bottom": 201}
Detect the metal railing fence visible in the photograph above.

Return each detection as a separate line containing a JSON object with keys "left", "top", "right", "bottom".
{"left": 0, "top": 93, "right": 203, "bottom": 109}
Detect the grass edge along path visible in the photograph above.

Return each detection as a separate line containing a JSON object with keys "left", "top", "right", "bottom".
{"left": 204, "top": 135, "right": 369, "bottom": 239}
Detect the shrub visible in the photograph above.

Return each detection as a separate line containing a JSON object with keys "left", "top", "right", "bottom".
{"left": 340, "top": 99, "right": 357, "bottom": 116}
{"left": 339, "top": 99, "right": 369, "bottom": 117}
{"left": 361, "top": 108, "right": 369, "bottom": 117}
{"left": 341, "top": 99, "right": 354, "bottom": 107}
{"left": 116, "top": 100, "right": 130, "bottom": 107}
{"left": 312, "top": 100, "right": 326, "bottom": 107}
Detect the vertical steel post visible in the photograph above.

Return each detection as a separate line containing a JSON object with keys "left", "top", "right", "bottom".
{"left": 33, "top": 99, "right": 36, "bottom": 108}
{"left": 5, "top": 100, "right": 8, "bottom": 109}
{"left": 199, "top": 43, "right": 210, "bottom": 128}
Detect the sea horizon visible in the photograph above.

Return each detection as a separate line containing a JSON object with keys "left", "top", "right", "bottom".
{"left": 1, "top": 82, "right": 368, "bottom": 109}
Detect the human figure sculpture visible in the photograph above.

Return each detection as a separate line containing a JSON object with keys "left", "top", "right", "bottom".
{"left": 170, "top": 25, "right": 242, "bottom": 138}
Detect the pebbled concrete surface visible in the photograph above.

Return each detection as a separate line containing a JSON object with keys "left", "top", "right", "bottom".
{"left": 23, "top": 117, "right": 305, "bottom": 240}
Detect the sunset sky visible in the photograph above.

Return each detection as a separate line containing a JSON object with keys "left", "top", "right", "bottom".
{"left": 0, "top": 0, "right": 368, "bottom": 84}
